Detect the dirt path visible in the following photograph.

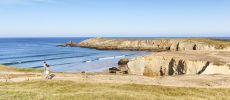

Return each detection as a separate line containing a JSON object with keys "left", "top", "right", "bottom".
{"left": 1, "top": 71, "right": 230, "bottom": 88}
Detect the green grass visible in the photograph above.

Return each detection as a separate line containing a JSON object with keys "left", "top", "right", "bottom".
{"left": 0, "top": 65, "right": 42, "bottom": 72}
{"left": 9, "top": 67, "right": 42, "bottom": 72}
{"left": 0, "top": 80, "right": 229, "bottom": 100}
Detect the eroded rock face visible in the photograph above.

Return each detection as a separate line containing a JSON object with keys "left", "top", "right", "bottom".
{"left": 177, "top": 42, "right": 195, "bottom": 51}
{"left": 79, "top": 38, "right": 225, "bottom": 51}
{"left": 128, "top": 57, "right": 145, "bottom": 75}
{"left": 127, "top": 51, "right": 230, "bottom": 76}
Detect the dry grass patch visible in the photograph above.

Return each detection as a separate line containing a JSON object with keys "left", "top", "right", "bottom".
{"left": 0, "top": 80, "right": 229, "bottom": 100}
{"left": 188, "top": 38, "right": 230, "bottom": 49}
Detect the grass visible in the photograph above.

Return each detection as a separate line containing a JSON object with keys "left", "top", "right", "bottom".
{"left": 190, "top": 38, "right": 230, "bottom": 49}
{"left": 0, "top": 80, "right": 229, "bottom": 100}
{"left": 0, "top": 65, "right": 42, "bottom": 72}
{"left": 93, "top": 37, "right": 230, "bottom": 49}
{"left": 10, "top": 67, "right": 42, "bottom": 72}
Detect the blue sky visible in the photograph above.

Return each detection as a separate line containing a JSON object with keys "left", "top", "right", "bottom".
{"left": 0, "top": 0, "right": 229, "bottom": 37}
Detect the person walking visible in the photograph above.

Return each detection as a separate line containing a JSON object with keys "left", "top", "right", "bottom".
{"left": 43, "top": 62, "right": 50, "bottom": 78}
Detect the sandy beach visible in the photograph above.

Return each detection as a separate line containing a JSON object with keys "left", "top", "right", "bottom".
{"left": 0, "top": 64, "right": 230, "bottom": 99}
{"left": 1, "top": 63, "right": 230, "bottom": 88}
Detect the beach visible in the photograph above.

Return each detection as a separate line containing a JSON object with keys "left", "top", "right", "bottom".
{"left": 0, "top": 64, "right": 230, "bottom": 99}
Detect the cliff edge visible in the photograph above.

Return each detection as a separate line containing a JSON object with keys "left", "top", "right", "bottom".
{"left": 128, "top": 50, "right": 230, "bottom": 76}
{"left": 78, "top": 38, "right": 230, "bottom": 51}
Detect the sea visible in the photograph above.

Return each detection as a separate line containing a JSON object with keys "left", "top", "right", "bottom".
{"left": 0, "top": 37, "right": 148, "bottom": 72}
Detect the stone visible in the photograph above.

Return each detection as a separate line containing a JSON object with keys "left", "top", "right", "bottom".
{"left": 118, "top": 58, "right": 129, "bottom": 74}
{"left": 57, "top": 41, "right": 78, "bottom": 47}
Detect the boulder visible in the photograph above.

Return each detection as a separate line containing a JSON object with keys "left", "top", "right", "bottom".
{"left": 57, "top": 41, "right": 78, "bottom": 47}
{"left": 128, "top": 57, "right": 145, "bottom": 75}
{"left": 109, "top": 67, "right": 120, "bottom": 73}
{"left": 118, "top": 58, "right": 129, "bottom": 74}
{"left": 118, "top": 58, "right": 129, "bottom": 65}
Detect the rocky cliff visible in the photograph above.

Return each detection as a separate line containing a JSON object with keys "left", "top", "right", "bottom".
{"left": 63, "top": 38, "right": 230, "bottom": 76}
{"left": 128, "top": 51, "right": 230, "bottom": 76}
{"left": 78, "top": 38, "right": 230, "bottom": 51}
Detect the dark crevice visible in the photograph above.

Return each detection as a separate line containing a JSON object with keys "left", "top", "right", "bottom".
{"left": 177, "top": 60, "right": 186, "bottom": 75}
{"left": 168, "top": 58, "right": 176, "bottom": 75}
{"left": 193, "top": 44, "right": 197, "bottom": 50}
{"left": 176, "top": 42, "right": 180, "bottom": 51}
{"left": 197, "top": 61, "right": 210, "bottom": 74}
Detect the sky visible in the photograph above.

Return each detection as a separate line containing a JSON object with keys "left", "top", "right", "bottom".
{"left": 0, "top": 0, "right": 229, "bottom": 37}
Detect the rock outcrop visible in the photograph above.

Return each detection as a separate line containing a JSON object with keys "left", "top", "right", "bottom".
{"left": 128, "top": 51, "right": 230, "bottom": 76}
{"left": 57, "top": 41, "right": 78, "bottom": 47}
{"left": 118, "top": 58, "right": 129, "bottom": 74}
{"left": 78, "top": 38, "right": 229, "bottom": 51}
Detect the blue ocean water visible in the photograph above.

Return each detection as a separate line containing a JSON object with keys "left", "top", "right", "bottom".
{"left": 0, "top": 38, "right": 147, "bottom": 72}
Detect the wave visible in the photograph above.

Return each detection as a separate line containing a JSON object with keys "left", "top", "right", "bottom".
{"left": 83, "top": 55, "right": 127, "bottom": 63}
{"left": 114, "top": 55, "right": 126, "bottom": 58}
{"left": 0, "top": 52, "right": 71, "bottom": 60}
{"left": 98, "top": 56, "right": 116, "bottom": 60}
{"left": 84, "top": 60, "right": 92, "bottom": 63}
{"left": 31, "top": 62, "right": 75, "bottom": 68}
{"left": 2, "top": 53, "right": 98, "bottom": 66}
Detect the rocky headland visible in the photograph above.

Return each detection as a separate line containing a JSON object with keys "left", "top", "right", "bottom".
{"left": 78, "top": 38, "right": 230, "bottom": 51}
{"left": 61, "top": 38, "right": 230, "bottom": 77}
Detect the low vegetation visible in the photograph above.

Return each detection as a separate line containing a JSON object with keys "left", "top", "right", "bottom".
{"left": 188, "top": 38, "right": 230, "bottom": 49}
{"left": 0, "top": 65, "right": 42, "bottom": 72}
{"left": 83, "top": 37, "right": 230, "bottom": 49}
{"left": 0, "top": 80, "right": 229, "bottom": 100}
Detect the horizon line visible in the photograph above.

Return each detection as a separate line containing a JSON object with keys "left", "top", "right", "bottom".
{"left": 0, "top": 36, "right": 229, "bottom": 38}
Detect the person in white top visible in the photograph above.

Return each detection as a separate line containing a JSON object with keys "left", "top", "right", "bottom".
{"left": 43, "top": 62, "right": 50, "bottom": 78}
